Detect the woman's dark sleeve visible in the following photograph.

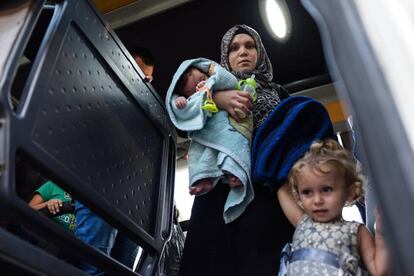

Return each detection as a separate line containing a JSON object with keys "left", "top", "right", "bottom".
{"left": 279, "top": 84, "right": 290, "bottom": 100}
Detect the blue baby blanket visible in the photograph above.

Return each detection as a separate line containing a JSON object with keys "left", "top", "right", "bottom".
{"left": 251, "top": 96, "right": 334, "bottom": 191}
{"left": 165, "top": 58, "right": 253, "bottom": 223}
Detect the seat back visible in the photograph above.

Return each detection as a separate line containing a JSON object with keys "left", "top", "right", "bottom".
{"left": 0, "top": 1, "right": 176, "bottom": 275}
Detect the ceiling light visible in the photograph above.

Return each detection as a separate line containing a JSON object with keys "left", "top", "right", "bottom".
{"left": 259, "top": 0, "right": 292, "bottom": 42}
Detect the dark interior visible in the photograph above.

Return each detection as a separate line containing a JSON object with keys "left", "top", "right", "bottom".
{"left": 116, "top": 0, "right": 329, "bottom": 98}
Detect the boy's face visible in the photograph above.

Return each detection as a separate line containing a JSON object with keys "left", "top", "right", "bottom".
{"left": 134, "top": 55, "right": 154, "bottom": 82}
{"left": 182, "top": 68, "right": 208, "bottom": 98}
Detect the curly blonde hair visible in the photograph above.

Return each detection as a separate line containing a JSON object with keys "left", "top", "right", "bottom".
{"left": 287, "top": 139, "right": 363, "bottom": 204}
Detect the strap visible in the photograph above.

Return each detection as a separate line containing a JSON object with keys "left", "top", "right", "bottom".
{"left": 290, "top": 248, "right": 340, "bottom": 269}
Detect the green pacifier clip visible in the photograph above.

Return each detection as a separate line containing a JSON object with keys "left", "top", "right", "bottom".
{"left": 201, "top": 88, "right": 218, "bottom": 113}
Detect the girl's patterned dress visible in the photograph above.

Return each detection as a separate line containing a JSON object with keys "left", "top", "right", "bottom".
{"left": 287, "top": 215, "right": 362, "bottom": 276}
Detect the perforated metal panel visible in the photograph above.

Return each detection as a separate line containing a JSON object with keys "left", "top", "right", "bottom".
{"left": 32, "top": 22, "right": 164, "bottom": 234}
{"left": 0, "top": 0, "right": 176, "bottom": 275}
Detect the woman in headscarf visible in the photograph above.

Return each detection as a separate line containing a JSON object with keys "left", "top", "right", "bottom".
{"left": 178, "top": 25, "right": 294, "bottom": 276}
{"left": 218, "top": 24, "right": 289, "bottom": 128}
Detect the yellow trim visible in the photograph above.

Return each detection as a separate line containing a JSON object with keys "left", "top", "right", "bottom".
{"left": 92, "top": 0, "right": 138, "bottom": 14}
{"left": 324, "top": 101, "right": 348, "bottom": 123}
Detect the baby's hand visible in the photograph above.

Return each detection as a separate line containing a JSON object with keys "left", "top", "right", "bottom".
{"left": 196, "top": 80, "right": 207, "bottom": 92}
{"left": 175, "top": 96, "right": 188, "bottom": 109}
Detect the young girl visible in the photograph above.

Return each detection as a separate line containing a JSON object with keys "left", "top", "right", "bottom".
{"left": 278, "top": 139, "right": 390, "bottom": 276}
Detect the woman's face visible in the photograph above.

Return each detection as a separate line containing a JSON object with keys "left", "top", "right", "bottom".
{"left": 228, "top": 33, "right": 258, "bottom": 73}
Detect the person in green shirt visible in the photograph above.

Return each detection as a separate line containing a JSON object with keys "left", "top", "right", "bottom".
{"left": 28, "top": 180, "right": 76, "bottom": 232}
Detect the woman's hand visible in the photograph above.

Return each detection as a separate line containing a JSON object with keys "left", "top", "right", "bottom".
{"left": 213, "top": 90, "right": 253, "bottom": 122}
{"left": 47, "top": 199, "right": 63, "bottom": 215}
{"left": 196, "top": 80, "right": 207, "bottom": 92}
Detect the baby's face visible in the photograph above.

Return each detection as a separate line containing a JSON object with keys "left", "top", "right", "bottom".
{"left": 182, "top": 68, "right": 208, "bottom": 98}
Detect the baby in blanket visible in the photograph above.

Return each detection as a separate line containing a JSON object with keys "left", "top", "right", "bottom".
{"left": 166, "top": 58, "right": 253, "bottom": 223}
{"left": 175, "top": 65, "right": 242, "bottom": 195}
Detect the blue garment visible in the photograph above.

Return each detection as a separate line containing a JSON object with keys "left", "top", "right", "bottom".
{"left": 74, "top": 202, "right": 138, "bottom": 275}
{"left": 251, "top": 96, "right": 334, "bottom": 191}
{"left": 166, "top": 58, "right": 253, "bottom": 223}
